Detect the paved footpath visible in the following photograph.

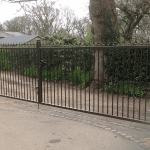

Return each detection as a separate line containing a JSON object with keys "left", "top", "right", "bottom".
{"left": 0, "top": 96, "right": 150, "bottom": 150}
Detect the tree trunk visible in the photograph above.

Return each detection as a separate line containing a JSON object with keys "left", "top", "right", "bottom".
{"left": 89, "top": 0, "right": 121, "bottom": 92}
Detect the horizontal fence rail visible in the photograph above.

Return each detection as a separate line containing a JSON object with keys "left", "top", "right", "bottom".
{"left": 0, "top": 39, "right": 150, "bottom": 125}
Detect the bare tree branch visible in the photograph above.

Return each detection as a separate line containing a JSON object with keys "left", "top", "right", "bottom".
{"left": 115, "top": 0, "right": 150, "bottom": 40}
{"left": 12, "top": 0, "right": 61, "bottom": 38}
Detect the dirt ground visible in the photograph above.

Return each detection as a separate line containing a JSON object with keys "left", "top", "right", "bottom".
{"left": 0, "top": 69, "right": 150, "bottom": 122}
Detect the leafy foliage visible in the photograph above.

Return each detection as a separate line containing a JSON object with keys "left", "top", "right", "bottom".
{"left": 82, "top": 24, "right": 94, "bottom": 46}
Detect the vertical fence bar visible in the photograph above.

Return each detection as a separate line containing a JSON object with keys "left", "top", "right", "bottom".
{"left": 31, "top": 46, "right": 34, "bottom": 101}
{"left": 25, "top": 47, "right": 27, "bottom": 99}
{"left": 60, "top": 49, "right": 63, "bottom": 106}
{"left": 27, "top": 48, "right": 29, "bottom": 100}
{"left": 133, "top": 49, "right": 137, "bottom": 119}
{"left": 92, "top": 48, "right": 94, "bottom": 112}
{"left": 24, "top": 46, "right": 26, "bottom": 99}
{"left": 16, "top": 45, "right": 18, "bottom": 98}
{"left": 117, "top": 48, "right": 119, "bottom": 116}
{"left": 29, "top": 45, "right": 31, "bottom": 101}
{"left": 89, "top": 48, "right": 90, "bottom": 112}
{"left": 111, "top": 49, "right": 114, "bottom": 115}
{"left": 2, "top": 46, "right": 4, "bottom": 95}
{"left": 21, "top": 48, "right": 23, "bottom": 99}
{"left": 84, "top": 49, "right": 86, "bottom": 111}
{"left": 107, "top": 49, "right": 109, "bottom": 115}
{"left": 43, "top": 49, "right": 46, "bottom": 103}
{"left": 37, "top": 40, "right": 42, "bottom": 109}
{"left": 98, "top": 48, "right": 99, "bottom": 113}
{"left": 67, "top": 48, "right": 70, "bottom": 108}
{"left": 0, "top": 48, "right": 2, "bottom": 94}
{"left": 76, "top": 48, "right": 78, "bottom": 109}
{"left": 144, "top": 48, "right": 148, "bottom": 121}
{"left": 10, "top": 48, "right": 12, "bottom": 97}
{"left": 139, "top": 48, "right": 143, "bottom": 120}
{"left": 72, "top": 49, "right": 74, "bottom": 109}
{"left": 127, "top": 48, "right": 131, "bottom": 118}
{"left": 101, "top": 49, "right": 103, "bottom": 113}
{"left": 79, "top": 48, "right": 82, "bottom": 110}
{"left": 46, "top": 49, "right": 48, "bottom": 104}
{"left": 54, "top": 49, "right": 56, "bottom": 105}
{"left": 12, "top": 47, "right": 15, "bottom": 97}
{"left": 18, "top": 48, "right": 20, "bottom": 99}
{"left": 50, "top": 49, "right": 52, "bottom": 105}
{"left": 57, "top": 49, "right": 59, "bottom": 106}
{"left": 122, "top": 49, "right": 125, "bottom": 117}
{"left": 6, "top": 48, "right": 8, "bottom": 96}
{"left": 3, "top": 49, "right": 7, "bottom": 95}
{"left": 8, "top": 48, "right": 10, "bottom": 97}
{"left": 68, "top": 48, "right": 70, "bottom": 108}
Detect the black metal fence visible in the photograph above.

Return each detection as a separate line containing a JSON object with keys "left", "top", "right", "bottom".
{"left": 0, "top": 38, "right": 150, "bottom": 125}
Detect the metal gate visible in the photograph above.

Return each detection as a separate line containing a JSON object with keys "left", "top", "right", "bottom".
{"left": 0, "top": 40, "right": 150, "bottom": 125}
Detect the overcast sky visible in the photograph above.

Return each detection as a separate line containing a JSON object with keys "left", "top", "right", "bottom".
{"left": 0, "top": 0, "right": 90, "bottom": 25}
{"left": 0, "top": 0, "right": 148, "bottom": 37}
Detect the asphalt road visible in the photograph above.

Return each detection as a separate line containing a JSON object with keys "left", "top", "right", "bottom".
{"left": 0, "top": 96, "right": 150, "bottom": 150}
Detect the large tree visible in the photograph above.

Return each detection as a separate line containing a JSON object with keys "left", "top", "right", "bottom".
{"left": 89, "top": 0, "right": 150, "bottom": 92}
{"left": 85, "top": 0, "right": 150, "bottom": 46}
{"left": 89, "top": 0, "right": 121, "bottom": 91}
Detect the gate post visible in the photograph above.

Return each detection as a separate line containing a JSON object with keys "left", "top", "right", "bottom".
{"left": 36, "top": 39, "right": 42, "bottom": 109}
